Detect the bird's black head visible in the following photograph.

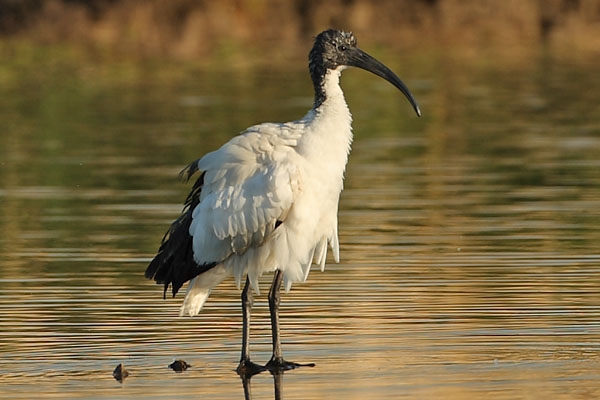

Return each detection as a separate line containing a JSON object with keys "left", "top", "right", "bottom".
{"left": 309, "top": 29, "right": 421, "bottom": 116}
{"left": 309, "top": 29, "right": 358, "bottom": 76}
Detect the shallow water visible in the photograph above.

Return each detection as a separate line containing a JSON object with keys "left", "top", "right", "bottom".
{"left": 1, "top": 53, "right": 600, "bottom": 399}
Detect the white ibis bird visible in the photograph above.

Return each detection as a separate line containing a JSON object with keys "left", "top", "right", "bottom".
{"left": 145, "top": 29, "right": 421, "bottom": 375}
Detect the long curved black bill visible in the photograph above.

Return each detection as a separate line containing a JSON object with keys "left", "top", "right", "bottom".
{"left": 347, "top": 49, "right": 421, "bottom": 117}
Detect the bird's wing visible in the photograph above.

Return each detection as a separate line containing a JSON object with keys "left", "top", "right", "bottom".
{"left": 144, "top": 169, "right": 216, "bottom": 298}
{"left": 190, "top": 124, "right": 302, "bottom": 267}
{"left": 145, "top": 123, "right": 302, "bottom": 298}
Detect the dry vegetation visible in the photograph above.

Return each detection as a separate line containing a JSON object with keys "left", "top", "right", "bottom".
{"left": 0, "top": 0, "right": 599, "bottom": 63}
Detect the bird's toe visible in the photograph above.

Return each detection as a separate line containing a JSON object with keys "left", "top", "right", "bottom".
{"left": 236, "top": 359, "right": 266, "bottom": 377}
{"left": 265, "top": 356, "right": 315, "bottom": 372}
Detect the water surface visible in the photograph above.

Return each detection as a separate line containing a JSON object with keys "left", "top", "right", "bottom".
{"left": 1, "top": 53, "right": 600, "bottom": 399}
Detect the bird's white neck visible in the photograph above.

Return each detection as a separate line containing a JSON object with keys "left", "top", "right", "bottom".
{"left": 298, "top": 67, "right": 353, "bottom": 178}
{"left": 312, "top": 68, "right": 352, "bottom": 127}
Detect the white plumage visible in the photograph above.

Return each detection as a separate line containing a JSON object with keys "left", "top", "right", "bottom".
{"left": 145, "top": 29, "right": 420, "bottom": 374}
{"left": 181, "top": 68, "right": 352, "bottom": 316}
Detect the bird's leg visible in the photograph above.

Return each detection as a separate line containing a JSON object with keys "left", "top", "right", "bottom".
{"left": 265, "top": 270, "right": 315, "bottom": 372}
{"left": 239, "top": 277, "right": 253, "bottom": 365}
{"left": 236, "top": 277, "right": 265, "bottom": 377}
{"left": 267, "top": 270, "right": 284, "bottom": 364}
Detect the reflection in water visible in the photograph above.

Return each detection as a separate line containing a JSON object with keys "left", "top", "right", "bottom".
{"left": 241, "top": 370, "right": 285, "bottom": 400}
{"left": 1, "top": 54, "right": 600, "bottom": 399}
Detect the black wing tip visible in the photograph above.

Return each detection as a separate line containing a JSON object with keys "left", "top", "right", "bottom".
{"left": 178, "top": 160, "right": 201, "bottom": 182}
{"left": 145, "top": 160, "right": 218, "bottom": 300}
{"left": 146, "top": 255, "right": 220, "bottom": 299}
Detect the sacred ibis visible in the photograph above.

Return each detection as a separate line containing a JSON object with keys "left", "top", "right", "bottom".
{"left": 145, "top": 29, "right": 421, "bottom": 375}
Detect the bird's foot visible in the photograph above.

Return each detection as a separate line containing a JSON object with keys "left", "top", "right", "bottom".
{"left": 265, "top": 356, "right": 315, "bottom": 373}
{"left": 236, "top": 358, "right": 266, "bottom": 377}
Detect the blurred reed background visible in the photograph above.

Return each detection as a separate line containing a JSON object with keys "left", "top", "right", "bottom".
{"left": 0, "top": 0, "right": 598, "bottom": 65}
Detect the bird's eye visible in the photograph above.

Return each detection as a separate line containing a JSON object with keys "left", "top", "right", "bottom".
{"left": 338, "top": 45, "right": 347, "bottom": 52}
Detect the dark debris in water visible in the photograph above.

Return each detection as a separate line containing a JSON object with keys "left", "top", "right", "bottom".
{"left": 169, "top": 359, "right": 191, "bottom": 373}
{"left": 112, "top": 363, "right": 129, "bottom": 382}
